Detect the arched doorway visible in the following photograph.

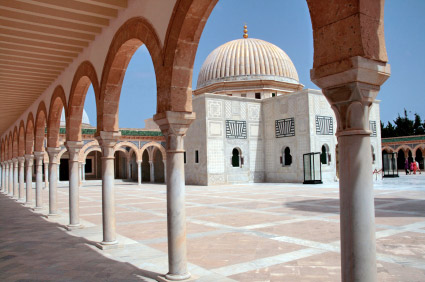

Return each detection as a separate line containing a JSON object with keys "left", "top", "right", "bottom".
{"left": 321, "top": 144, "right": 330, "bottom": 165}
{"left": 397, "top": 149, "right": 405, "bottom": 171}
{"left": 153, "top": 149, "right": 164, "bottom": 183}
{"left": 283, "top": 147, "right": 292, "bottom": 166}
{"left": 232, "top": 148, "right": 241, "bottom": 167}
{"left": 142, "top": 150, "right": 150, "bottom": 182}
{"left": 114, "top": 151, "right": 127, "bottom": 179}
{"left": 415, "top": 149, "right": 424, "bottom": 170}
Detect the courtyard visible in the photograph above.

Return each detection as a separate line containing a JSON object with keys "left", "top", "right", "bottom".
{"left": 0, "top": 174, "right": 424, "bottom": 281}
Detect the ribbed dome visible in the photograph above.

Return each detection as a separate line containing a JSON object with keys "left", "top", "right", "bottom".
{"left": 197, "top": 38, "right": 299, "bottom": 89}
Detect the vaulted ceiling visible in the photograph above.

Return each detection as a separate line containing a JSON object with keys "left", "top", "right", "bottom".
{"left": 0, "top": 0, "right": 127, "bottom": 136}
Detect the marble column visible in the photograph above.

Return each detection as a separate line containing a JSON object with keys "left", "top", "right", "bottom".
{"left": 0, "top": 162, "right": 3, "bottom": 192}
{"left": 44, "top": 161, "right": 49, "bottom": 189}
{"left": 149, "top": 160, "right": 155, "bottom": 183}
{"left": 65, "top": 141, "right": 83, "bottom": 229}
{"left": 163, "top": 160, "right": 167, "bottom": 184}
{"left": 137, "top": 160, "right": 142, "bottom": 185}
{"left": 82, "top": 163, "right": 86, "bottom": 181}
{"left": 311, "top": 56, "right": 390, "bottom": 282}
{"left": 25, "top": 155, "right": 34, "bottom": 206}
{"left": 18, "top": 156, "right": 25, "bottom": 201}
{"left": 154, "top": 111, "right": 195, "bottom": 280}
{"left": 33, "top": 152, "right": 44, "bottom": 209}
{"left": 96, "top": 131, "right": 120, "bottom": 247}
{"left": 8, "top": 160, "right": 13, "bottom": 196}
{"left": 127, "top": 159, "right": 131, "bottom": 180}
{"left": 13, "top": 158, "right": 18, "bottom": 198}
{"left": 4, "top": 162, "right": 9, "bottom": 194}
{"left": 78, "top": 162, "right": 82, "bottom": 186}
{"left": 47, "top": 147, "right": 61, "bottom": 216}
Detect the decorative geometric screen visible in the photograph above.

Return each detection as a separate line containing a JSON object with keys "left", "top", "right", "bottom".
{"left": 275, "top": 118, "right": 295, "bottom": 138}
{"left": 316, "top": 116, "right": 333, "bottom": 135}
{"left": 226, "top": 120, "right": 247, "bottom": 139}
{"left": 370, "top": 121, "right": 377, "bottom": 137}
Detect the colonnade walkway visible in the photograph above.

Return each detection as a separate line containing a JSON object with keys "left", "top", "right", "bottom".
{"left": 1, "top": 176, "right": 425, "bottom": 281}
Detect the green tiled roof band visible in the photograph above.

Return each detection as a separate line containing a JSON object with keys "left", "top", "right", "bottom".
{"left": 55, "top": 128, "right": 162, "bottom": 136}
{"left": 382, "top": 136, "right": 425, "bottom": 143}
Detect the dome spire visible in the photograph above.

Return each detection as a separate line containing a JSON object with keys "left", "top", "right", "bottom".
{"left": 243, "top": 24, "right": 248, "bottom": 39}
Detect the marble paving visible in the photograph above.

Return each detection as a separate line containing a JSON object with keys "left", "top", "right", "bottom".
{"left": 1, "top": 174, "right": 424, "bottom": 281}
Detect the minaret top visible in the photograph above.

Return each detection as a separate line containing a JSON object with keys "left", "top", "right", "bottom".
{"left": 243, "top": 24, "right": 248, "bottom": 39}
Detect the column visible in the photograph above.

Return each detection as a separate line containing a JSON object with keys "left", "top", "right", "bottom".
{"left": 25, "top": 155, "right": 34, "bottom": 206}
{"left": 153, "top": 111, "right": 195, "bottom": 280}
{"left": 127, "top": 159, "right": 131, "bottom": 180}
{"left": 8, "top": 160, "right": 13, "bottom": 196}
{"left": 96, "top": 131, "right": 120, "bottom": 248}
{"left": 33, "top": 152, "right": 44, "bottom": 209}
{"left": 0, "top": 162, "right": 3, "bottom": 192}
{"left": 13, "top": 158, "right": 18, "bottom": 198}
{"left": 311, "top": 57, "right": 390, "bottom": 282}
{"left": 47, "top": 147, "right": 61, "bottom": 216}
{"left": 4, "top": 162, "right": 8, "bottom": 194}
{"left": 78, "top": 162, "right": 82, "bottom": 186}
{"left": 163, "top": 160, "right": 167, "bottom": 184}
{"left": 82, "top": 163, "right": 86, "bottom": 181}
{"left": 149, "top": 160, "right": 155, "bottom": 183}
{"left": 44, "top": 160, "right": 49, "bottom": 189}
{"left": 65, "top": 141, "right": 84, "bottom": 229}
{"left": 137, "top": 160, "right": 142, "bottom": 185}
{"left": 18, "top": 157, "right": 25, "bottom": 201}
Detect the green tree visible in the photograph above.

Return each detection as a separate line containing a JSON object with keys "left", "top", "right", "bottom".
{"left": 393, "top": 109, "right": 414, "bottom": 136}
{"left": 413, "top": 113, "right": 424, "bottom": 135}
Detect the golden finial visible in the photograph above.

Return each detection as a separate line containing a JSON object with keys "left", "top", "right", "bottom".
{"left": 243, "top": 24, "right": 248, "bottom": 38}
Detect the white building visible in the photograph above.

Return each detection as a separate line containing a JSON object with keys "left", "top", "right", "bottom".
{"left": 184, "top": 30, "right": 382, "bottom": 185}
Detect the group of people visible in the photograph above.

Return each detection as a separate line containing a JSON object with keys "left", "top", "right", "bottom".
{"left": 405, "top": 159, "right": 421, "bottom": 175}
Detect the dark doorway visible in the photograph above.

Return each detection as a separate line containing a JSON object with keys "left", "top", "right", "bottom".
{"left": 232, "top": 148, "right": 240, "bottom": 167}
{"left": 60, "top": 158, "right": 69, "bottom": 181}
{"left": 416, "top": 149, "right": 424, "bottom": 169}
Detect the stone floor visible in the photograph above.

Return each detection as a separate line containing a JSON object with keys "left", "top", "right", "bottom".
{"left": 1, "top": 174, "right": 424, "bottom": 281}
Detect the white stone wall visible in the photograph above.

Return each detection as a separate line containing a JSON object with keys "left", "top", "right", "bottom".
{"left": 184, "top": 97, "right": 208, "bottom": 185}
{"left": 370, "top": 101, "right": 383, "bottom": 178}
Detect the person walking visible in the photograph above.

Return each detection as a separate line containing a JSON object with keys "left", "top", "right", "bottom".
{"left": 415, "top": 160, "right": 421, "bottom": 174}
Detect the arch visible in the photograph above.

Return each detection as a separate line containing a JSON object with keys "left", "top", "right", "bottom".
{"left": 113, "top": 141, "right": 140, "bottom": 161}
{"left": 382, "top": 146, "right": 394, "bottom": 153}
{"left": 25, "top": 112, "right": 35, "bottom": 155}
{"left": 68, "top": 61, "right": 100, "bottom": 141}
{"left": 79, "top": 140, "right": 99, "bottom": 161}
{"left": 47, "top": 85, "right": 67, "bottom": 147}
{"left": 231, "top": 147, "right": 242, "bottom": 167}
{"left": 34, "top": 101, "right": 48, "bottom": 152}
{"left": 114, "top": 147, "right": 129, "bottom": 159}
{"left": 159, "top": 0, "right": 218, "bottom": 113}
{"left": 413, "top": 144, "right": 425, "bottom": 154}
{"left": 306, "top": 0, "right": 387, "bottom": 69}
{"left": 18, "top": 121, "right": 25, "bottom": 157}
{"left": 140, "top": 141, "right": 166, "bottom": 161}
{"left": 395, "top": 145, "right": 411, "bottom": 154}
{"left": 83, "top": 146, "right": 101, "bottom": 161}
{"left": 99, "top": 17, "right": 163, "bottom": 132}
{"left": 12, "top": 127, "right": 18, "bottom": 158}
{"left": 57, "top": 147, "right": 68, "bottom": 160}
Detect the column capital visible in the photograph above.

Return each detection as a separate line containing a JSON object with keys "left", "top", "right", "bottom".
{"left": 153, "top": 111, "right": 195, "bottom": 152}
{"left": 136, "top": 160, "right": 142, "bottom": 165}
{"left": 65, "top": 141, "right": 84, "bottom": 162}
{"left": 96, "top": 131, "right": 121, "bottom": 158}
{"left": 34, "top": 151, "right": 44, "bottom": 165}
{"left": 18, "top": 156, "right": 25, "bottom": 164}
{"left": 47, "top": 147, "right": 62, "bottom": 164}
{"left": 310, "top": 57, "right": 391, "bottom": 136}
{"left": 12, "top": 157, "right": 18, "bottom": 164}
{"left": 25, "top": 154, "right": 34, "bottom": 163}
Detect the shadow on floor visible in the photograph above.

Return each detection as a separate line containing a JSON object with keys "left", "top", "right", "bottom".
{"left": 0, "top": 194, "right": 161, "bottom": 281}
{"left": 284, "top": 198, "right": 425, "bottom": 217}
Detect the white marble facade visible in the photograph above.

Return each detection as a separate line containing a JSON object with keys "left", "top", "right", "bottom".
{"left": 184, "top": 35, "right": 382, "bottom": 185}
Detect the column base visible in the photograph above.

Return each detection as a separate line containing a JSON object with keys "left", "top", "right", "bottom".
{"left": 23, "top": 202, "right": 32, "bottom": 207}
{"left": 48, "top": 213, "right": 60, "bottom": 218}
{"left": 32, "top": 206, "right": 43, "bottom": 211}
{"left": 95, "top": 240, "right": 121, "bottom": 250}
{"left": 66, "top": 224, "right": 84, "bottom": 231}
{"left": 17, "top": 198, "right": 25, "bottom": 203}
{"left": 157, "top": 273, "right": 194, "bottom": 282}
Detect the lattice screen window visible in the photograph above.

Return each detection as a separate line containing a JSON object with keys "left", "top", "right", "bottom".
{"left": 275, "top": 118, "right": 295, "bottom": 138}
{"left": 316, "top": 116, "right": 333, "bottom": 135}
{"left": 370, "top": 121, "right": 377, "bottom": 137}
{"left": 225, "top": 120, "right": 247, "bottom": 139}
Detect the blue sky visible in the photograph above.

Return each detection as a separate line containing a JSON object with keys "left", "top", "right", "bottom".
{"left": 84, "top": 0, "right": 425, "bottom": 128}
